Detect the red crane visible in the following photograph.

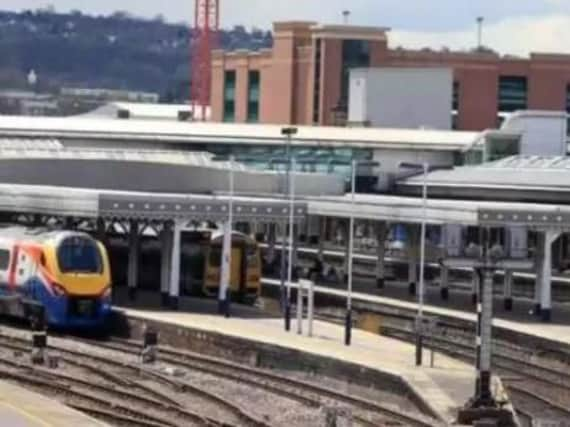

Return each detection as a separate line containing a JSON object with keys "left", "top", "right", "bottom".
{"left": 191, "top": 0, "right": 220, "bottom": 121}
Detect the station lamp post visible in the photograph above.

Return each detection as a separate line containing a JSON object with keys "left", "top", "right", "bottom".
{"left": 218, "top": 154, "right": 235, "bottom": 318}
{"left": 398, "top": 162, "right": 453, "bottom": 364}
{"left": 280, "top": 127, "right": 298, "bottom": 332}
{"left": 399, "top": 162, "right": 429, "bottom": 365}
{"left": 331, "top": 158, "right": 380, "bottom": 346}
{"left": 271, "top": 154, "right": 320, "bottom": 334}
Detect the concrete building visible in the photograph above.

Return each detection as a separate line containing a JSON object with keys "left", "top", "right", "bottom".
{"left": 348, "top": 68, "right": 453, "bottom": 129}
{"left": 211, "top": 21, "right": 570, "bottom": 131}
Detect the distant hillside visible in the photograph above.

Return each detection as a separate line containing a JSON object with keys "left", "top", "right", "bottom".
{"left": 0, "top": 9, "right": 272, "bottom": 102}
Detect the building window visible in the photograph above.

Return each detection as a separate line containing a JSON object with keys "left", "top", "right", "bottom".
{"left": 452, "top": 81, "right": 459, "bottom": 111}
{"left": 340, "top": 40, "right": 371, "bottom": 108}
{"left": 223, "top": 70, "right": 236, "bottom": 122}
{"left": 312, "top": 38, "right": 322, "bottom": 124}
{"left": 452, "top": 81, "right": 459, "bottom": 130}
{"left": 498, "top": 76, "right": 527, "bottom": 112}
{"left": 566, "top": 84, "right": 570, "bottom": 136}
{"left": 247, "top": 71, "right": 260, "bottom": 122}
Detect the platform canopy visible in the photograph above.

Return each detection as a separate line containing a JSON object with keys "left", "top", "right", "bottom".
{"left": 307, "top": 193, "right": 570, "bottom": 230}
{"left": 0, "top": 147, "right": 343, "bottom": 196}
{"left": 0, "top": 183, "right": 307, "bottom": 223}
{"left": 398, "top": 155, "right": 570, "bottom": 203}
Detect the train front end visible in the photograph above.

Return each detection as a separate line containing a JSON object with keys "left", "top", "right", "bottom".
{"left": 43, "top": 233, "right": 112, "bottom": 328}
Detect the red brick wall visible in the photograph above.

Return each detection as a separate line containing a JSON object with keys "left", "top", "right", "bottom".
{"left": 321, "top": 38, "right": 342, "bottom": 126}
{"left": 211, "top": 55, "right": 225, "bottom": 122}
{"left": 456, "top": 65, "right": 499, "bottom": 130}
{"left": 528, "top": 65, "right": 569, "bottom": 110}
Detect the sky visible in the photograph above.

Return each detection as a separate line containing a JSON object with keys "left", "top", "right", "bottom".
{"left": 3, "top": 0, "right": 570, "bottom": 56}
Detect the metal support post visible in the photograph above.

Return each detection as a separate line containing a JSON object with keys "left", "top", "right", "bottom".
{"left": 267, "top": 223, "right": 276, "bottom": 265}
{"left": 296, "top": 279, "right": 304, "bottom": 335}
{"left": 169, "top": 221, "right": 182, "bottom": 310}
{"left": 533, "top": 233, "right": 545, "bottom": 316}
{"left": 471, "top": 268, "right": 479, "bottom": 306}
{"left": 218, "top": 220, "right": 232, "bottom": 318}
{"left": 317, "top": 217, "right": 326, "bottom": 261}
{"left": 540, "top": 230, "right": 561, "bottom": 322}
{"left": 343, "top": 218, "right": 350, "bottom": 284}
{"left": 415, "top": 316, "right": 423, "bottom": 366}
{"left": 408, "top": 224, "right": 418, "bottom": 296}
{"left": 440, "top": 264, "right": 449, "bottom": 300}
{"left": 280, "top": 220, "right": 289, "bottom": 329}
{"left": 345, "top": 159, "right": 357, "bottom": 346}
{"left": 127, "top": 219, "right": 140, "bottom": 301}
{"left": 503, "top": 270, "right": 513, "bottom": 311}
{"left": 376, "top": 222, "right": 387, "bottom": 288}
{"left": 417, "top": 162, "right": 428, "bottom": 358}
{"left": 160, "top": 224, "right": 173, "bottom": 307}
{"left": 475, "top": 268, "right": 494, "bottom": 406}
{"left": 285, "top": 157, "right": 297, "bottom": 331}
{"left": 218, "top": 155, "right": 235, "bottom": 319}
{"left": 307, "top": 279, "right": 315, "bottom": 337}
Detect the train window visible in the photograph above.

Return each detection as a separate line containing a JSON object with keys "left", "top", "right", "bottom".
{"left": 0, "top": 249, "right": 9, "bottom": 270}
{"left": 246, "top": 245, "right": 258, "bottom": 267}
{"left": 58, "top": 236, "right": 102, "bottom": 274}
{"left": 209, "top": 246, "right": 222, "bottom": 267}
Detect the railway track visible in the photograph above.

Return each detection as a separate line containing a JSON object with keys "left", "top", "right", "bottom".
{"left": 0, "top": 332, "right": 268, "bottom": 427}
{"left": 0, "top": 327, "right": 438, "bottom": 427}
{"left": 379, "top": 324, "right": 570, "bottom": 426}
{"left": 80, "top": 337, "right": 438, "bottom": 427}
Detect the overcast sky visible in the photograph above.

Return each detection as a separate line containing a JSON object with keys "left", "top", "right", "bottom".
{"left": 2, "top": 0, "right": 570, "bottom": 56}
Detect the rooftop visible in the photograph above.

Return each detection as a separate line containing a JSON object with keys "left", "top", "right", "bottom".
{"left": 78, "top": 102, "right": 210, "bottom": 121}
{"left": 0, "top": 115, "right": 482, "bottom": 151}
{"left": 398, "top": 155, "right": 570, "bottom": 203}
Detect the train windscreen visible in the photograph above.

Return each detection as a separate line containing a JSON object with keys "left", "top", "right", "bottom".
{"left": 58, "top": 236, "right": 102, "bottom": 274}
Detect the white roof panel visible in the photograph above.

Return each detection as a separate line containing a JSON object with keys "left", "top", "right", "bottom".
{"left": 0, "top": 115, "right": 481, "bottom": 151}
{"left": 404, "top": 155, "right": 570, "bottom": 191}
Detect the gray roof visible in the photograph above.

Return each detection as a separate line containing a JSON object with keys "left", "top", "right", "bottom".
{"left": 0, "top": 147, "right": 343, "bottom": 196}
{"left": 0, "top": 138, "right": 62, "bottom": 150}
{"left": 398, "top": 155, "right": 570, "bottom": 203}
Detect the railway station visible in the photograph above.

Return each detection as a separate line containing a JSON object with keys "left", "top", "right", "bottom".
{"left": 0, "top": 114, "right": 569, "bottom": 425}
{"left": 0, "top": 7, "right": 569, "bottom": 427}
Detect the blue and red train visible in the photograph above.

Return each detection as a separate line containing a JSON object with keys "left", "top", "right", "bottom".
{"left": 0, "top": 227, "right": 112, "bottom": 328}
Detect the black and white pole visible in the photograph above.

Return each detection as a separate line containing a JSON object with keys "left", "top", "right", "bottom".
{"left": 31, "top": 306, "right": 47, "bottom": 365}
{"left": 415, "top": 162, "right": 429, "bottom": 365}
{"left": 287, "top": 157, "right": 296, "bottom": 332}
{"left": 345, "top": 159, "right": 357, "bottom": 346}
{"left": 218, "top": 155, "right": 234, "bottom": 318}
{"left": 475, "top": 268, "right": 494, "bottom": 406}
{"left": 281, "top": 127, "right": 297, "bottom": 331}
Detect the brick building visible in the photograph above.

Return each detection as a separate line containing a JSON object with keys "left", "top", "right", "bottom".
{"left": 211, "top": 21, "right": 570, "bottom": 131}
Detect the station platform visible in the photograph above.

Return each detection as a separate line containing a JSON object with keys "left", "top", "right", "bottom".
{"left": 260, "top": 277, "right": 570, "bottom": 346}
{"left": 117, "top": 295, "right": 476, "bottom": 425}
{"left": 0, "top": 380, "right": 106, "bottom": 427}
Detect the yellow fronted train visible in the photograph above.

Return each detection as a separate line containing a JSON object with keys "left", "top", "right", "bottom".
{"left": 180, "top": 229, "right": 262, "bottom": 304}
{"left": 0, "top": 226, "right": 112, "bottom": 328}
